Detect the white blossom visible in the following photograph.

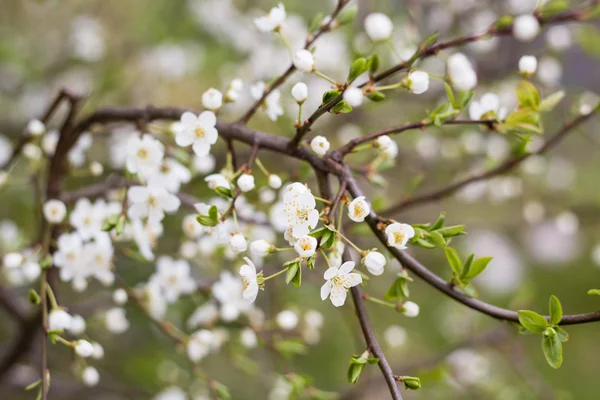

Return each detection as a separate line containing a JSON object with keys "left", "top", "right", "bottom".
{"left": 343, "top": 87, "right": 364, "bottom": 107}
{"left": 401, "top": 301, "right": 420, "bottom": 317}
{"left": 406, "top": 71, "right": 429, "bottom": 94}
{"left": 291, "top": 82, "right": 308, "bottom": 103}
{"left": 149, "top": 256, "right": 196, "bottom": 303}
{"left": 254, "top": 3, "right": 286, "bottom": 32}
{"left": 347, "top": 196, "right": 370, "bottom": 223}
{"left": 230, "top": 233, "right": 248, "bottom": 253}
{"left": 176, "top": 111, "right": 218, "bottom": 156}
{"left": 126, "top": 134, "right": 165, "bottom": 178}
{"left": 269, "top": 174, "right": 282, "bottom": 189}
{"left": 148, "top": 158, "right": 191, "bottom": 193}
{"left": 292, "top": 50, "right": 315, "bottom": 73}
{"left": 187, "top": 329, "right": 214, "bottom": 362}
{"left": 282, "top": 183, "right": 319, "bottom": 239}
{"left": 276, "top": 310, "right": 299, "bottom": 330}
{"left": 201, "top": 88, "right": 223, "bottom": 110}
{"left": 127, "top": 185, "right": 181, "bottom": 224}
{"left": 513, "top": 14, "right": 540, "bottom": 42}
{"left": 384, "top": 325, "right": 407, "bottom": 348}
{"left": 237, "top": 174, "right": 255, "bottom": 192}
{"left": 519, "top": 55, "right": 537, "bottom": 75}
{"left": 294, "top": 235, "right": 317, "bottom": 258}
{"left": 68, "top": 314, "right": 86, "bottom": 335}
{"left": 113, "top": 288, "right": 128, "bottom": 305}
{"left": 250, "top": 81, "right": 284, "bottom": 121}
{"left": 321, "top": 261, "right": 362, "bottom": 307}
{"left": 212, "top": 271, "right": 252, "bottom": 321}
{"left": 49, "top": 309, "right": 73, "bottom": 331}
{"left": 75, "top": 340, "right": 95, "bottom": 358}
{"left": 105, "top": 307, "right": 130, "bottom": 334}
{"left": 310, "top": 136, "right": 330, "bottom": 156}
{"left": 385, "top": 223, "right": 415, "bottom": 250}
{"left": 26, "top": 119, "right": 46, "bottom": 136}
{"left": 205, "top": 173, "right": 230, "bottom": 190}
{"left": 188, "top": 302, "right": 219, "bottom": 329}
{"left": 240, "top": 328, "right": 258, "bottom": 348}
{"left": 82, "top": 366, "right": 100, "bottom": 387}
{"left": 447, "top": 53, "right": 477, "bottom": 91}
{"left": 362, "top": 251, "right": 386, "bottom": 276}
{"left": 193, "top": 154, "right": 216, "bottom": 174}
{"left": 239, "top": 257, "right": 259, "bottom": 303}
{"left": 469, "top": 93, "right": 507, "bottom": 120}
{"left": 364, "top": 13, "right": 393, "bottom": 41}
{"left": 250, "top": 240, "right": 273, "bottom": 257}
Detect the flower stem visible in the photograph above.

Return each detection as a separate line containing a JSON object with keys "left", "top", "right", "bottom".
{"left": 314, "top": 70, "right": 338, "bottom": 85}
{"left": 263, "top": 266, "right": 290, "bottom": 281}
{"left": 319, "top": 248, "right": 331, "bottom": 268}
{"left": 375, "top": 82, "right": 404, "bottom": 92}
{"left": 329, "top": 226, "right": 363, "bottom": 253}
{"left": 254, "top": 158, "right": 270, "bottom": 176}
{"left": 313, "top": 195, "right": 333, "bottom": 205}
{"left": 54, "top": 336, "right": 73, "bottom": 347}
{"left": 365, "top": 295, "right": 397, "bottom": 309}
{"left": 297, "top": 103, "right": 303, "bottom": 124}
{"left": 45, "top": 282, "right": 59, "bottom": 310}
{"left": 277, "top": 31, "right": 293, "bottom": 57}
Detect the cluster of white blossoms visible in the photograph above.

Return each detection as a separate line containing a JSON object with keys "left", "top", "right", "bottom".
{"left": 447, "top": 52, "right": 477, "bottom": 92}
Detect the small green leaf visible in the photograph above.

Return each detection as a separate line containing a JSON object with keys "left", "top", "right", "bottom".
{"left": 444, "top": 247, "right": 462, "bottom": 276}
{"left": 366, "top": 92, "right": 386, "bottom": 102}
{"left": 495, "top": 15, "right": 514, "bottom": 29}
{"left": 414, "top": 238, "right": 436, "bottom": 249}
{"left": 368, "top": 54, "right": 380, "bottom": 75}
{"left": 286, "top": 263, "right": 300, "bottom": 285}
{"left": 542, "top": 329, "right": 563, "bottom": 368}
{"left": 456, "top": 91, "right": 474, "bottom": 108}
{"left": 308, "top": 13, "right": 325, "bottom": 32}
{"left": 588, "top": 289, "right": 600, "bottom": 296}
{"left": 518, "top": 310, "right": 548, "bottom": 333}
{"left": 348, "top": 58, "right": 368, "bottom": 83}
{"left": 539, "top": 91, "right": 564, "bottom": 112}
{"left": 197, "top": 215, "right": 218, "bottom": 227}
{"left": 436, "top": 225, "right": 466, "bottom": 237}
{"left": 274, "top": 339, "right": 306, "bottom": 358}
{"left": 428, "top": 231, "right": 446, "bottom": 248}
{"left": 549, "top": 295, "right": 563, "bottom": 326}
{"left": 291, "top": 264, "right": 302, "bottom": 287}
{"left": 402, "top": 376, "right": 421, "bottom": 390}
{"left": 348, "top": 363, "right": 365, "bottom": 384}
{"left": 215, "top": 186, "right": 233, "bottom": 198}
{"left": 208, "top": 205, "right": 219, "bottom": 221}
{"left": 556, "top": 326, "right": 569, "bottom": 342}
{"left": 25, "top": 379, "right": 41, "bottom": 391}
{"left": 29, "top": 289, "right": 40, "bottom": 305}
{"left": 444, "top": 82, "right": 457, "bottom": 108}
{"left": 322, "top": 90, "right": 341, "bottom": 105}
{"left": 516, "top": 80, "right": 541, "bottom": 110}
{"left": 330, "top": 100, "right": 353, "bottom": 114}
{"left": 462, "top": 256, "right": 492, "bottom": 280}
{"left": 460, "top": 253, "right": 475, "bottom": 280}
{"left": 337, "top": 5, "right": 358, "bottom": 25}
{"left": 430, "top": 212, "right": 446, "bottom": 231}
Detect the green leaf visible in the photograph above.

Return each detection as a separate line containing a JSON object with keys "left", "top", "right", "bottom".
{"left": 462, "top": 256, "right": 492, "bottom": 280}
{"left": 197, "top": 215, "right": 218, "bottom": 227}
{"left": 291, "top": 264, "right": 302, "bottom": 287}
{"left": 337, "top": 5, "right": 358, "bottom": 25}
{"left": 430, "top": 212, "right": 446, "bottom": 231}
{"left": 539, "top": 0, "right": 569, "bottom": 18}
{"left": 549, "top": 295, "right": 563, "bottom": 326}
{"left": 444, "top": 247, "right": 462, "bottom": 276}
{"left": 542, "top": 328, "right": 563, "bottom": 368}
{"left": 518, "top": 310, "right": 548, "bottom": 333}
{"left": 25, "top": 379, "right": 41, "bottom": 391}
{"left": 539, "top": 91, "right": 564, "bottom": 112}
{"left": 444, "top": 82, "right": 457, "bottom": 108}
{"left": 459, "top": 253, "right": 475, "bottom": 280}
{"left": 516, "top": 80, "right": 541, "bottom": 110}
{"left": 556, "top": 326, "right": 569, "bottom": 342}
{"left": 348, "top": 58, "right": 368, "bottom": 83}
{"left": 414, "top": 238, "right": 436, "bottom": 249}
{"left": 456, "top": 91, "right": 474, "bottom": 108}
{"left": 308, "top": 13, "right": 325, "bottom": 32}
{"left": 330, "top": 100, "right": 353, "bottom": 114}
{"left": 40, "top": 254, "right": 53, "bottom": 269}
{"left": 495, "top": 15, "right": 514, "bottom": 29}
{"left": 402, "top": 376, "right": 421, "bottom": 390}
{"left": 436, "top": 225, "right": 466, "bottom": 237}
{"left": 368, "top": 54, "right": 380, "bottom": 75}
{"left": 366, "top": 92, "right": 386, "bottom": 102}
{"left": 115, "top": 216, "right": 126, "bottom": 235}
{"left": 322, "top": 89, "right": 341, "bottom": 104}
{"left": 208, "top": 205, "right": 219, "bottom": 221}
{"left": 215, "top": 186, "right": 233, "bottom": 198}
{"left": 286, "top": 263, "right": 300, "bottom": 285}
{"left": 588, "top": 289, "right": 600, "bottom": 296}
{"left": 274, "top": 339, "right": 306, "bottom": 358}
{"left": 428, "top": 231, "right": 446, "bottom": 248}
{"left": 347, "top": 363, "right": 365, "bottom": 384}
{"left": 29, "top": 289, "right": 40, "bottom": 305}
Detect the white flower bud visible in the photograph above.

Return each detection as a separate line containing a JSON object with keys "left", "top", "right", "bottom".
{"left": 546, "top": 25, "right": 571, "bottom": 52}
{"left": 291, "top": 82, "right": 308, "bottom": 103}
{"left": 201, "top": 88, "right": 223, "bottom": 110}
{"left": 91, "top": 342, "right": 104, "bottom": 359}
{"left": 447, "top": 53, "right": 477, "bottom": 91}
{"left": 406, "top": 71, "right": 429, "bottom": 94}
{"left": 268, "top": 174, "right": 282, "bottom": 189}
{"left": 237, "top": 174, "right": 255, "bottom": 192}
{"left": 43, "top": 199, "right": 67, "bottom": 224}
{"left": 75, "top": 339, "right": 95, "bottom": 358}
{"left": 363, "top": 251, "right": 386, "bottom": 276}
{"left": 113, "top": 288, "right": 128, "bottom": 305}
{"left": 364, "top": 13, "right": 393, "bottom": 41}
{"left": 68, "top": 314, "right": 86, "bottom": 335}
{"left": 375, "top": 135, "right": 393, "bottom": 151}
{"left": 518, "top": 55, "right": 537, "bottom": 75}
{"left": 348, "top": 196, "right": 370, "bottom": 223}
{"left": 26, "top": 119, "right": 45, "bottom": 136}
{"left": 276, "top": 310, "right": 299, "bottom": 330}
{"left": 230, "top": 233, "right": 248, "bottom": 253}
{"left": 82, "top": 366, "right": 100, "bottom": 387}
{"left": 250, "top": 239, "right": 273, "bottom": 257}
{"left": 23, "top": 143, "right": 42, "bottom": 160}
{"left": 90, "top": 161, "right": 104, "bottom": 176}
{"left": 105, "top": 307, "right": 129, "bottom": 334}
{"left": 292, "top": 50, "right": 315, "bottom": 73}
{"left": 513, "top": 14, "right": 540, "bottom": 42}
{"left": 230, "top": 78, "right": 243, "bottom": 92}
{"left": 3, "top": 252, "right": 23, "bottom": 268}
{"left": 240, "top": 328, "right": 258, "bottom": 348}
{"left": 294, "top": 235, "right": 317, "bottom": 258}
{"left": 343, "top": 87, "right": 364, "bottom": 107}
{"left": 401, "top": 301, "right": 420, "bottom": 317}
{"left": 49, "top": 309, "right": 73, "bottom": 331}
{"left": 310, "top": 136, "right": 330, "bottom": 156}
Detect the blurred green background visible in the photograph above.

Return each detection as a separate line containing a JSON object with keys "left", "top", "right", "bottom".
{"left": 1, "top": 0, "right": 600, "bottom": 399}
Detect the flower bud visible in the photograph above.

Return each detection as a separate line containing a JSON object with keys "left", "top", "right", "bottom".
{"left": 401, "top": 301, "right": 420, "bottom": 317}
{"left": 364, "top": 13, "right": 393, "bottom": 41}
{"left": 75, "top": 340, "right": 95, "bottom": 358}
{"left": 250, "top": 240, "right": 274, "bottom": 257}
{"left": 362, "top": 251, "right": 386, "bottom": 276}
{"left": 291, "top": 82, "right": 308, "bottom": 104}
{"left": 343, "top": 87, "right": 364, "bottom": 107}
{"left": 230, "top": 233, "right": 248, "bottom": 253}
{"left": 518, "top": 55, "right": 537, "bottom": 75}
{"left": 293, "top": 50, "right": 315, "bottom": 73}
{"left": 405, "top": 71, "right": 429, "bottom": 94}
{"left": 401, "top": 376, "right": 421, "bottom": 390}
{"left": 82, "top": 366, "right": 100, "bottom": 387}
{"left": 310, "top": 136, "right": 330, "bottom": 156}
{"left": 237, "top": 174, "right": 255, "bottom": 192}
{"left": 201, "top": 88, "right": 223, "bottom": 110}
{"left": 268, "top": 174, "right": 282, "bottom": 189}
{"left": 513, "top": 14, "right": 540, "bottom": 42}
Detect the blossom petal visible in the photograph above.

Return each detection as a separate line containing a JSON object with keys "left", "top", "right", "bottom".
{"left": 323, "top": 267, "right": 338, "bottom": 280}
{"left": 181, "top": 111, "right": 197, "bottom": 126}
{"left": 320, "top": 281, "right": 332, "bottom": 300}
{"left": 159, "top": 194, "right": 181, "bottom": 213}
{"left": 346, "top": 273, "right": 363, "bottom": 287}
{"left": 192, "top": 141, "right": 211, "bottom": 157}
{"left": 239, "top": 264, "right": 256, "bottom": 280}
{"left": 198, "top": 111, "right": 216, "bottom": 127}
{"left": 128, "top": 186, "right": 149, "bottom": 203}
{"left": 330, "top": 286, "right": 347, "bottom": 307}
{"left": 338, "top": 261, "right": 355, "bottom": 275}
{"left": 243, "top": 282, "right": 259, "bottom": 303}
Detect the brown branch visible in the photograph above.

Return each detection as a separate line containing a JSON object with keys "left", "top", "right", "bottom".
{"left": 344, "top": 172, "right": 600, "bottom": 326}
{"left": 237, "top": 0, "right": 352, "bottom": 124}
{"left": 381, "top": 109, "right": 598, "bottom": 217}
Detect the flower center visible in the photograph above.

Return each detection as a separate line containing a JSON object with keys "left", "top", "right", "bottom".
{"left": 137, "top": 148, "right": 148, "bottom": 159}
{"left": 195, "top": 128, "right": 204, "bottom": 138}
{"left": 160, "top": 163, "right": 170, "bottom": 173}
{"left": 393, "top": 231, "right": 405, "bottom": 244}
{"left": 148, "top": 195, "right": 157, "bottom": 207}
